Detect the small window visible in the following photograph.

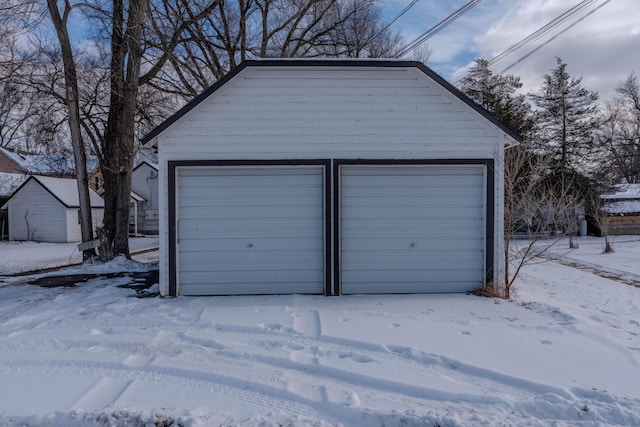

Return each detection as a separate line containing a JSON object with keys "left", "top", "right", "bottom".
{"left": 94, "top": 176, "right": 100, "bottom": 191}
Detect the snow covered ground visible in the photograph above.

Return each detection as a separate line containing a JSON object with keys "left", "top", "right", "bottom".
{"left": 0, "top": 237, "right": 158, "bottom": 275}
{"left": 0, "top": 236, "right": 638, "bottom": 426}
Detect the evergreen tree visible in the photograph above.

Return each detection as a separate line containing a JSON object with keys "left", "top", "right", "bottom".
{"left": 530, "top": 57, "right": 599, "bottom": 173}
{"left": 460, "top": 58, "right": 535, "bottom": 139}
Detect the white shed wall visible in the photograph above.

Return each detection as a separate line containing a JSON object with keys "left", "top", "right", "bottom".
{"left": 159, "top": 67, "right": 503, "bottom": 161}
{"left": 65, "top": 208, "right": 104, "bottom": 242}
{"left": 132, "top": 163, "right": 159, "bottom": 233}
{"left": 8, "top": 180, "right": 67, "bottom": 242}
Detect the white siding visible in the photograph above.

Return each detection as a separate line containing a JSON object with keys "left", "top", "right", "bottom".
{"left": 65, "top": 208, "right": 104, "bottom": 242}
{"left": 340, "top": 166, "right": 485, "bottom": 293}
{"left": 132, "top": 163, "right": 159, "bottom": 233}
{"left": 159, "top": 67, "right": 502, "bottom": 160}
{"left": 7, "top": 180, "right": 67, "bottom": 242}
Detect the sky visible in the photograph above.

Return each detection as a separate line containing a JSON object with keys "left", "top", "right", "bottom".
{"left": 382, "top": 0, "right": 640, "bottom": 101}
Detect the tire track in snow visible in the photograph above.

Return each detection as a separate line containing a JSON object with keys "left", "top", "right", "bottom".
{"left": 2, "top": 327, "right": 639, "bottom": 423}
{"left": 543, "top": 254, "right": 640, "bottom": 288}
{"left": 0, "top": 317, "right": 581, "bottom": 403}
{"left": 207, "top": 322, "right": 578, "bottom": 401}
{"left": 0, "top": 358, "right": 319, "bottom": 419}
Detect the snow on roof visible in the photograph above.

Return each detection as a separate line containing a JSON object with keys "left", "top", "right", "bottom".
{"left": 602, "top": 184, "right": 640, "bottom": 200}
{"left": 131, "top": 191, "right": 145, "bottom": 202}
{"left": 0, "top": 172, "right": 27, "bottom": 198}
{"left": 31, "top": 176, "right": 104, "bottom": 208}
{"left": 603, "top": 200, "right": 640, "bottom": 215}
{"left": 0, "top": 147, "right": 99, "bottom": 175}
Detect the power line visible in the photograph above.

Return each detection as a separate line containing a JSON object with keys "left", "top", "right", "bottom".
{"left": 488, "top": 0, "right": 600, "bottom": 68}
{"left": 453, "top": 0, "right": 613, "bottom": 85}
{"left": 374, "top": 0, "right": 421, "bottom": 40}
{"left": 498, "top": 0, "right": 614, "bottom": 73}
{"left": 363, "top": 0, "right": 420, "bottom": 48}
{"left": 398, "top": 0, "right": 484, "bottom": 57}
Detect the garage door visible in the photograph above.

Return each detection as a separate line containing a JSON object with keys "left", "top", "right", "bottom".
{"left": 340, "top": 165, "right": 485, "bottom": 294}
{"left": 177, "top": 167, "right": 325, "bottom": 295}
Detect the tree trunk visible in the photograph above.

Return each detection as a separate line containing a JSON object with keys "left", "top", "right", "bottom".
{"left": 46, "top": 0, "right": 94, "bottom": 261}
{"left": 101, "top": 0, "right": 148, "bottom": 258}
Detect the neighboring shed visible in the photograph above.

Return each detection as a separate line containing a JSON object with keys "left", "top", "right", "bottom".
{"left": 142, "top": 59, "right": 519, "bottom": 297}
{"left": 2, "top": 176, "right": 104, "bottom": 242}
{"left": 0, "top": 172, "right": 28, "bottom": 240}
{"left": 601, "top": 184, "right": 640, "bottom": 235}
{"left": 89, "top": 161, "right": 159, "bottom": 235}
{"left": 131, "top": 161, "right": 159, "bottom": 234}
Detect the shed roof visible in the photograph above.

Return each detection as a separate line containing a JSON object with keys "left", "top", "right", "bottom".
{"left": 141, "top": 59, "right": 522, "bottom": 146}
{"left": 6, "top": 176, "right": 104, "bottom": 209}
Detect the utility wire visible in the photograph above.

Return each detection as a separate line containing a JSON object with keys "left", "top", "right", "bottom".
{"left": 489, "top": 0, "right": 599, "bottom": 68}
{"left": 453, "top": 0, "right": 613, "bottom": 85}
{"left": 371, "top": 0, "right": 421, "bottom": 42}
{"left": 499, "top": 0, "right": 613, "bottom": 74}
{"left": 398, "top": 0, "right": 484, "bottom": 57}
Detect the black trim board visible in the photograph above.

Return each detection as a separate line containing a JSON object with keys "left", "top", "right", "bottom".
{"left": 141, "top": 59, "right": 522, "bottom": 146}
{"left": 5, "top": 176, "right": 103, "bottom": 209}
{"left": 168, "top": 158, "right": 496, "bottom": 297}
{"left": 333, "top": 159, "right": 495, "bottom": 294}
{"left": 167, "top": 160, "right": 332, "bottom": 297}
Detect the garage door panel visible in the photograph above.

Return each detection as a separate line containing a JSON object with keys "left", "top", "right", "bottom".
{"left": 342, "top": 237, "right": 483, "bottom": 251}
{"left": 180, "top": 218, "right": 321, "bottom": 237}
{"left": 178, "top": 280, "right": 325, "bottom": 296}
{"left": 180, "top": 237, "right": 322, "bottom": 252}
{"left": 179, "top": 205, "right": 321, "bottom": 220}
{"left": 341, "top": 187, "right": 483, "bottom": 200}
{"left": 342, "top": 249, "right": 480, "bottom": 263}
{"left": 180, "top": 188, "right": 321, "bottom": 203}
{"left": 341, "top": 165, "right": 485, "bottom": 294}
{"left": 180, "top": 249, "right": 323, "bottom": 268}
{"left": 341, "top": 281, "right": 479, "bottom": 294}
{"left": 341, "top": 218, "right": 484, "bottom": 232}
{"left": 178, "top": 166, "right": 325, "bottom": 296}
{"left": 342, "top": 269, "right": 482, "bottom": 282}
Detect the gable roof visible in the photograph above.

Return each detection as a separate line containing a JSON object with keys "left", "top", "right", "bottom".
{"left": 141, "top": 59, "right": 522, "bottom": 146}
{"left": 6, "top": 175, "right": 104, "bottom": 209}
{"left": 133, "top": 160, "right": 159, "bottom": 173}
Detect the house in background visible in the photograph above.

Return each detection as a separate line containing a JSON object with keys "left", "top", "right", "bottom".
{"left": 142, "top": 59, "right": 519, "bottom": 297}
{"left": 0, "top": 172, "right": 27, "bottom": 239}
{"left": 89, "top": 160, "right": 159, "bottom": 235}
{"left": 0, "top": 146, "right": 99, "bottom": 177}
{"left": 601, "top": 184, "right": 640, "bottom": 235}
{"left": 1, "top": 175, "right": 104, "bottom": 242}
{"left": 131, "top": 161, "right": 159, "bottom": 235}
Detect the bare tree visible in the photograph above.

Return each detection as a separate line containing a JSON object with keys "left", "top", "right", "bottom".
{"left": 587, "top": 191, "right": 615, "bottom": 253}
{"left": 599, "top": 73, "right": 640, "bottom": 184}
{"left": 46, "top": 0, "right": 95, "bottom": 261}
{"left": 503, "top": 145, "right": 582, "bottom": 297}
{"left": 146, "top": 0, "right": 404, "bottom": 100}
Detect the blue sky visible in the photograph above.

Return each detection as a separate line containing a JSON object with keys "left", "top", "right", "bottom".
{"left": 382, "top": 0, "right": 640, "bottom": 101}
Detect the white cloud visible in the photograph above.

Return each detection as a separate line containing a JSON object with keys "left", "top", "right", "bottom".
{"left": 387, "top": 0, "right": 640, "bottom": 101}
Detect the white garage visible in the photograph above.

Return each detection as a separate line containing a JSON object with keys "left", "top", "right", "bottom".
{"left": 143, "top": 60, "right": 518, "bottom": 297}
